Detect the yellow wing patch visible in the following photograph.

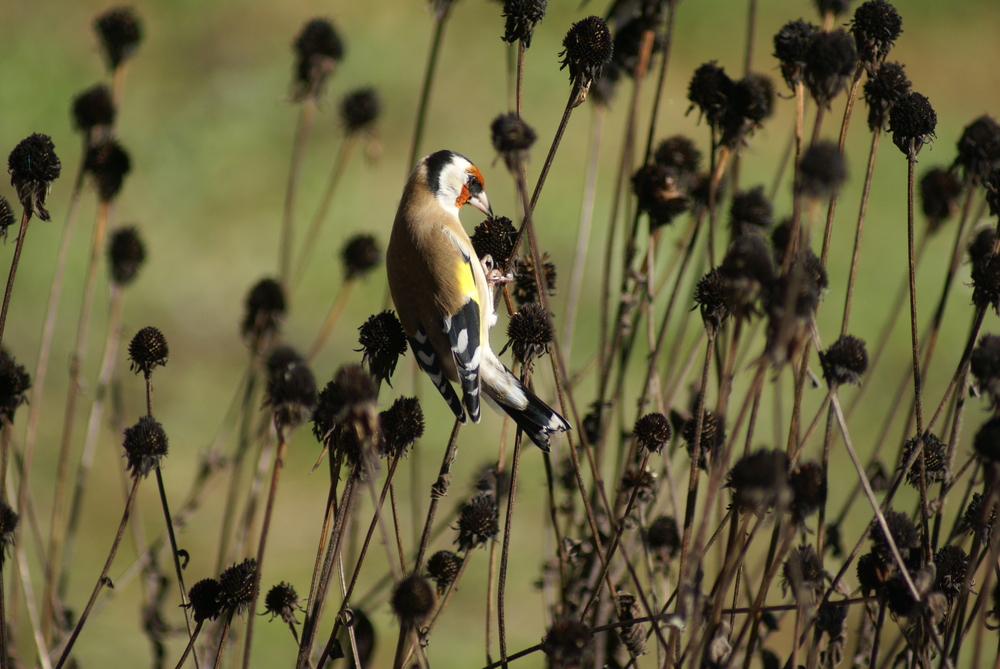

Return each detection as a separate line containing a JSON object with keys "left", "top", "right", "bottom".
{"left": 456, "top": 256, "right": 478, "bottom": 300}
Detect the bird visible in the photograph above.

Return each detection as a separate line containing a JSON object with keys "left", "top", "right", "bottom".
{"left": 386, "top": 150, "right": 570, "bottom": 451}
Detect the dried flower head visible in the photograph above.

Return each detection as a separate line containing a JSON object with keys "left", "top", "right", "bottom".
{"left": 620, "top": 468, "right": 656, "bottom": 503}
{"left": 919, "top": 166, "right": 962, "bottom": 233}
{"left": 851, "top": 0, "right": 903, "bottom": 68}
{"left": 820, "top": 334, "right": 869, "bottom": 386}
{"left": 507, "top": 302, "right": 553, "bottom": 367}
{"left": 719, "top": 232, "right": 776, "bottom": 314}
{"left": 959, "top": 492, "right": 996, "bottom": 540}
{"left": 633, "top": 413, "right": 672, "bottom": 454}
{"left": 491, "top": 113, "right": 537, "bottom": 171}
{"left": 265, "top": 353, "right": 317, "bottom": 432}
{"left": 427, "top": 550, "right": 463, "bottom": 595}
{"left": 541, "top": 617, "right": 593, "bottom": 668}
{"left": 687, "top": 62, "right": 733, "bottom": 129}
{"left": 856, "top": 552, "right": 885, "bottom": 595}
{"left": 782, "top": 545, "right": 827, "bottom": 600}
{"left": 340, "top": 88, "right": 381, "bottom": 135}
{"left": 969, "top": 226, "right": 997, "bottom": 269}
{"left": 0, "top": 350, "right": 31, "bottom": 424}
{"left": 864, "top": 61, "right": 911, "bottom": 132}
{"left": 799, "top": 141, "right": 848, "bottom": 197}
{"left": 72, "top": 84, "right": 116, "bottom": 133}
{"left": 0, "top": 196, "right": 13, "bottom": 241}
{"left": 242, "top": 278, "right": 286, "bottom": 345}
{"left": 871, "top": 509, "right": 920, "bottom": 563}
{"left": 974, "top": 416, "right": 1000, "bottom": 465}
{"left": 391, "top": 574, "right": 435, "bottom": 626}
{"left": 972, "top": 247, "right": 1000, "bottom": 315}
{"left": 805, "top": 29, "right": 858, "bottom": 107}
{"left": 616, "top": 592, "right": 647, "bottom": 657}
{"left": 632, "top": 162, "right": 692, "bottom": 229}
{"left": 186, "top": 578, "right": 222, "bottom": 624}
{"left": 85, "top": 139, "right": 131, "bottom": 202}
{"left": 8, "top": 133, "right": 62, "bottom": 222}
{"left": 357, "top": 311, "right": 408, "bottom": 387}
{"left": 218, "top": 558, "right": 257, "bottom": 616}
{"left": 682, "top": 409, "right": 723, "bottom": 470}
{"left": 790, "top": 461, "right": 827, "bottom": 520}
{"left": 774, "top": 19, "right": 819, "bottom": 89}
{"left": 953, "top": 115, "right": 1000, "bottom": 185}
{"left": 378, "top": 396, "right": 424, "bottom": 458}
{"left": 721, "top": 74, "right": 774, "bottom": 147}
{"left": 984, "top": 167, "right": 1000, "bottom": 219}
{"left": 560, "top": 16, "right": 614, "bottom": 96}
{"left": 727, "top": 449, "right": 791, "bottom": 513}
{"left": 471, "top": 216, "right": 518, "bottom": 274}
{"left": 502, "top": 0, "right": 546, "bottom": 48}
{"left": 128, "top": 326, "right": 169, "bottom": 378}
{"left": 457, "top": 492, "right": 499, "bottom": 551}
{"left": 292, "top": 18, "right": 344, "bottom": 100}
{"left": 655, "top": 135, "right": 701, "bottom": 174}
{"left": 341, "top": 234, "right": 381, "bottom": 280}
{"left": 646, "top": 515, "right": 680, "bottom": 560}
{"left": 889, "top": 91, "right": 937, "bottom": 160}
{"left": 95, "top": 7, "right": 142, "bottom": 69}
{"left": 933, "top": 545, "right": 969, "bottom": 601}
{"left": 108, "top": 226, "right": 145, "bottom": 286}
{"left": 0, "top": 501, "right": 18, "bottom": 567}
{"left": 513, "top": 253, "right": 556, "bottom": 305}
{"left": 730, "top": 186, "right": 773, "bottom": 237}
{"left": 312, "top": 364, "right": 378, "bottom": 466}
{"left": 694, "top": 267, "right": 731, "bottom": 330}
{"left": 264, "top": 582, "right": 303, "bottom": 624}
{"left": 900, "top": 433, "right": 949, "bottom": 487}
{"left": 122, "top": 415, "right": 169, "bottom": 478}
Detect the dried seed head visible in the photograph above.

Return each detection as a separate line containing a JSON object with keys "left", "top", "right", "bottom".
{"left": 541, "top": 617, "right": 593, "bottom": 668}
{"left": 378, "top": 396, "right": 424, "bottom": 458}
{"left": 920, "top": 166, "right": 963, "bottom": 233}
{"left": 513, "top": 254, "right": 556, "bottom": 305}
{"left": 824, "top": 522, "right": 844, "bottom": 558}
{"left": 901, "top": 433, "right": 950, "bottom": 487}
{"left": 646, "top": 515, "right": 680, "bottom": 559}
{"left": 507, "top": 302, "right": 553, "bottom": 367}
{"left": 313, "top": 364, "right": 378, "bottom": 467}
{"left": 357, "top": 311, "right": 408, "bottom": 387}
{"left": 986, "top": 167, "right": 1000, "bottom": 219}
{"left": 264, "top": 582, "right": 303, "bottom": 624}
{"left": 265, "top": 353, "right": 317, "bottom": 432}
{"left": 8, "top": 133, "right": 62, "bottom": 222}
{"left": 340, "top": 88, "right": 380, "bottom": 135}
{"left": 782, "top": 545, "right": 827, "bottom": 600}
{"left": 790, "top": 461, "right": 827, "bottom": 520}
{"left": 871, "top": 510, "right": 920, "bottom": 563}
{"left": 799, "top": 141, "right": 847, "bottom": 197}
{"left": 186, "top": 578, "right": 222, "bottom": 623}
{"left": 218, "top": 558, "right": 257, "bottom": 616}
{"left": 616, "top": 592, "right": 647, "bottom": 657}
{"left": 491, "top": 113, "right": 537, "bottom": 171}
{"left": 820, "top": 334, "right": 869, "bottom": 386}
{"left": 727, "top": 449, "right": 791, "bottom": 513}
{"left": 804, "top": 29, "right": 858, "bottom": 107}
{"left": 72, "top": 84, "right": 116, "bottom": 133}
{"left": 851, "top": 0, "right": 903, "bottom": 67}
{"left": 427, "top": 550, "right": 463, "bottom": 595}
{"left": 654, "top": 135, "right": 701, "bottom": 175}
{"left": 502, "top": 0, "right": 547, "bottom": 48}
{"left": 889, "top": 91, "right": 937, "bottom": 160}
{"left": 475, "top": 464, "right": 510, "bottom": 500}
{"left": 972, "top": 249, "right": 1000, "bottom": 315}
{"left": 721, "top": 74, "right": 774, "bottom": 148}
{"left": 85, "top": 139, "right": 131, "bottom": 202}
{"left": 108, "top": 226, "right": 145, "bottom": 286}
{"left": 719, "top": 232, "right": 776, "bottom": 314}
{"left": 560, "top": 16, "right": 614, "bottom": 93}
{"left": 953, "top": 115, "right": 1000, "bottom": 185}
{"left": 0, "top": 196, "right": 13, "bottom": 240}
{"left": 933, "top": 545, "right": 969, "bottom": 601}
{"left": 128, "top": 326, "right": 169, "bottom": 378}
{"left": 620, "top": 468, "right": 656, "bottom": 502}
{"left": 694, "top": 267, "right": 731, "bottom": 330}
{"left": 882, "top": 573, "right": 920, "bottom": 617}
{"left": 391, "top": 574, "right": 435, "bottom": 626}
{"left": 0, "top": 350, "right": 31, "bottom": 424}
{"left": 95, "top": 7, "right": 142, "bottom": 69}
{"left": 457, "top": 492, "right": 499, "bottom": 551}
{"left": 969, "top": 226, "right": 997, "bottom": 268}
{"left": 632, "top": 163, "right": 692, "bottom": 229}
{"left": 959, "top": 492, "right": 996, "bottom": 540}
{"left": 682, "top": 409, "right": 723, "bottom": 470}
{"left": 774, "top": 19, "right": 819, "bottom": 89}
{"left": 687, "top": 61, "right": 734, "bottom": 128}
{"left": 292, "top": 18, "right": 344, "bottom": 101}
{"left": 341, "top": 234, "right": 381, "bottom": 280}
{"left": 863, "top": 61, "right": 911, "bottom": 132}
{"left": 815, "top": 600, "right": 848, "bottom": 639}
{"left": 730, "top": 186, "right": 773, "bottom": 237}
{"left": 0, "top": 501, "right": 18, "bottom": 567}
{"left": 974, "top": 416, "right": 1000, "bottom": 465}
{"left": 856, "top": 552, "right": 884, "bottom": 595}
{"left": 122, "top": 415, "right": 168, "bottom": 478}
{"left": 242, "top": 278, "right": 286, "bottom": 345}
{"left": 633, "top": 413, "right": 672, "bottom": 454}
{"left": 471, "top": 216, "right": 518, "bottom": 274}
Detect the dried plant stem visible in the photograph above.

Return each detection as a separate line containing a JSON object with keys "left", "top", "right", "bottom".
{"left": 641, "top": 1, "right": 676, "bottom": 162}
{"left": 216, "top": 368, "right": 260, "bottom": 572}
{"left": 413, "top": 418, "right": 462, "bottom": 572}
{"left": 840, "top": 130, "right": 881, "bottom": 334}
{"left": 173, "top": 621, "right": 204, "bottom": 669}
{"left": 54, "top": 475, "right": 142, "bottom": 669}
{"left": 279, "top": 98, "right": 317, "bottom": 284}
{"left": 515, "top": 40, "right": 525, "bottom": 117}
{"left": 819, "top": 67, "right": 864, "bottom": 264}
{"left": 0, "top": 208, "right": 31, "bottom": 350}
{"left": 211, "top": 610, "right": 235, "bottom": 669}
{"left": 308, "top": 281, "right": 355, "bottom": 361}
{"left": 408, "top": 11, "right": 452, "bottom": 171}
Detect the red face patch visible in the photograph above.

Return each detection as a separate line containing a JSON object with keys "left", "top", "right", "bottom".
{"left": 468, "top": 165, "right": 485, "bottom": 188}
{"left": 456, "top": 184, "right": 470, "bottom": 208}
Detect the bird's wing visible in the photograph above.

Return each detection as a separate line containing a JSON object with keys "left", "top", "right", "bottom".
{"left": 439, "top": 225, "right": 484, "bottom": 422}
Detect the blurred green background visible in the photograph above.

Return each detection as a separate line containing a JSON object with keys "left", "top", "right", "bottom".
{"left": 1, "top": 0, "right": 999, "bottom": 666}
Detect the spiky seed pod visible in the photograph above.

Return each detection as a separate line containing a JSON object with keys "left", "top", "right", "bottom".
{"left": 687, "top": 62, "right": 733, "bottom": 128}
{"left": 0, "top": 196, "right": 13, "bottom": 241}
{"left": 863, "top": 61, "right": 911, "bottom": 132}
{"left": 95, "top": 7, "right": 142, "bottom": 69}
{"left": 804, "top": 29, "right": 857, "bottom": 107}
{"left": 502, "top": 0, "right": 546, "bottom": 48}
{"left": 541, "top": 617, "right": 593, "bottom": 669}
{"left": 341, "top": 234, "right": 381, "bottom": 280}
{"left": 426, "top": 550, "right": 463, "bottom": 595}
{"left": 512, "top": 254, "right": 556, "bottom": 305}
{"left": 882, "top": 573, "right": 922, "bottom": 617}
{"left": 851, "top": 0, "right": 903, "bottom": 68}
{"left": 312, "top": 364, "right": 378, "bottom": 466}
{"left": 820, "top": 334, "right": 869, "bottom": 386}
{"left": 815, "top": 0, "right": 852, "bottom": 17}
{"left": 264, "top": 582, "right": 303, "bottom": 624}
{"left": 920, "top": 166, "right": 963, "bottom": 233}
{"left": 972, "top": 249, "right": 1000, "bottom": 315}
{"left": 969, "top": 226, "right": 997, "bottom": 268}
{"left": 84, "top": 139, "right": 131, "bottom": 202}
{"left": 266, "top": 346, "right": 304, "bottom": 378}
{"left": 694, "top": 267, "right": 731, "bottom": 330}
{"left": 471, "top": 216, "right": 518, "bottom": 274}
{"left": 108, "top": 227, "right": 145, "bottom": 286}
{"left": 122, "top": 415, "right": 169, "bottom": 478}
{"left": 634, "top": 413, "right": 672, "bottom": 454}
{"left": 620, "top": 468, "right": 656, "bottom": 502}
{"left": 186, "top": 578, "right": 222, "bottom": 624}
{"left": 616, "top": 592, "right": 647, "bottom": 657}
{"left": 933, "top": 545, "right": 969, "bottom": 601}
{"left": 391, "top": 574, "right": 435, "bottom": 626}
{"left": 128, "top": 327, "right": 169, "bottom": 378}
{"left": 265, "top": 355, "right": 317, "bottom": 432}
{"left": 719, "top": 232, "right": 776, "bottom": 315}
{"left": 986, "top": 167, "right": 1000, "bottom": 219}
{"left": 0, "top": 501, "right": 18, "bottom": 566}
{"left": 654, "top": 135, "right": 701, "bottom": 174}
{"left": 646, "top": 515, "right": 680, "bottom": 559}
{"left": 683, "top": 409, "right": 723, "bottom": 470}
{"left": 72, "top": 84, "right": 116, "bottom": 133}
{"left": 790, "top": 461, "right": 827, "bottom": 520}
{"left": 901, "top": 433, "right": 950, "bottom": 487}
{"left": 457, "top": 492, "right": 499, "bottom": 551}
{"left": 507, "top": 302, "right": 553, "bottom": 367}
{"left": 856, "top": 553, "right": 885, "bottom": 596}
{"left": 782, "top": 545, "right": 827, "bottom": 600}
{"left": 721, "top": 74, "right": 775, "bottom": 148}
{"left": 632, "top": 163, "right": 692, "bottom": 229}
{"left": 889, "top": 91, "right": 937, "bottom": 160}
{"left": 727, "top": 449, "right": 791, "bottom": 513}
{"left": 8, "top": 133, "right": 62, "bottom": 222}
{"left": 871, "top": 509, "right": 920, "bottom": 563}
{"left": 491, "top": 113, "right": 537, "bottom": 171}
{"left": 218, "top": 558, "right": 257, "bottom": 616}
{"left": 799, "top": 141, "right": 848, "bottom": 197}
{"left": 730, "top": 186, "right": 773, "bottom": 236}
{"left": 340, "top": 88, "right": 380, "bottom": 135}
{"left": 0, "top": 350, "right": 31, "bottom": 424}
{"left": 815, "top": 600, "right": 848, "bottom": 639}
{"left": 974, "top": 416, "right": 1000, "bottom": 466}
{"left": 774, "top": 19, "right": 819, "bottom": 90}
{"left": 959, "top": 492, "right": 996, "bottom": 540}
{"left": 242, "top": 278, "right": 286, "bottom": 344}
{"left": 292, "top": 18, "right": 344, "bottom": 101}
{"left": 357, "top": 311, "right": 408, "bottom": 387}
{"left": 953, "top": 115, "right": 1000, "bottom": 185}
{"left": 378, "top": 396, "right": 424, "bottom": 458}
{"left": 559, "top": 16, "right": 614, "bottom": 94}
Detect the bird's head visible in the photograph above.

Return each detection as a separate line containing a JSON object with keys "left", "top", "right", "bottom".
{"left": 421, "top": 150, "right": 493, "bottom": 218}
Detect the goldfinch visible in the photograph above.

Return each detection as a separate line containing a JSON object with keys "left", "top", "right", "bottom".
{"left": 386, "top": 150, "right": 570, "bottom": 451}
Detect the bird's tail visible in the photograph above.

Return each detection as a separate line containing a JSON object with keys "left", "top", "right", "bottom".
{"left": 480, "top": 354, "right": 570, "bottom": 451}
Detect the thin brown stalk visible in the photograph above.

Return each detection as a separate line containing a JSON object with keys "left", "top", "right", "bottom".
{"left": 279, "top": 98, "right": 317, "bottom": 284}
{"left": 0, "top": 208, "right": 31, "bottom": 350}
{"left": 307, "top": 280, "right": 355, "bottom": 361}
{"left": 413, "top": 418, "right": 462, "bottom": 572}
{"left": 211, "top": 610, "right": 235, "bottom": 669}
{"left": 408, "top": 10, "right": 452, "bottom": 171}
{"left": 497, "top": 420, "right": 523, "bottom": 668}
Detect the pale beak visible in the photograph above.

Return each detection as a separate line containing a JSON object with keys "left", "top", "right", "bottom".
{"left": 469, "top": 191, "right": 493, "bottom": 218}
